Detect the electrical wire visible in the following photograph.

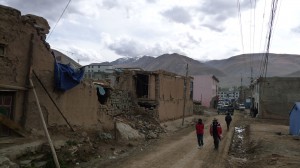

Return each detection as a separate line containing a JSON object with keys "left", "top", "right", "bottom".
{"left": 261, "top": 0, "right": 279, "bottom": 78}
{"left": 236, "top": 0, "right": 245, "bottom": 53}
{"left": 47, "top": 0, "right": 72, "bottom": 41}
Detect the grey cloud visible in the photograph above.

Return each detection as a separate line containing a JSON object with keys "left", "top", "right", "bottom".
{"left": 187, "top": 33, "right": 201, "bottom": 44}
{"left": 146, "top": 0, "right": 156, "bottom": 3}
{"left": 162, "top": 7, "right": 191, "bottom": 24}
{"left": 108, "top": 38, "right": 185, "bottom": 57}
{"left": 198, "top": 0, "right": 257, "bottom": 23}
{"left": 67, "top": 48, "right": 92, "bottom": 63}
{"left": 1, "top": 0, "right": 74, "bottom": 23}
{"left": 102, "top": 0, "right": 119, "bottom": 9}
{"left": 201, "top": 23, "right": 225, "bottom": 32}
{"left": 292, "top": 26, "right": 300, "bottom": 33}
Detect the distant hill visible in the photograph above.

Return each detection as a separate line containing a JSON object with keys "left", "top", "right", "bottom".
{"left": 206, "top": 53, "right": 300, "bottom": 87}
{"left": 54, "top": 49, "right": 300, "bottom": 88}
{"left": 112, "top": 53, "right": 226, "bottom": 77}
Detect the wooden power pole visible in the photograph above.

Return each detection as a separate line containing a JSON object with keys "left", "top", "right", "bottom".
{"left": 182, "top": 64, "right": 188, "bottom": 126}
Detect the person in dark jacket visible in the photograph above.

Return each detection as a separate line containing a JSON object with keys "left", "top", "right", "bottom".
{"left": 210, "top": 118, "right": 222, "bottom": 150}
{"left": 195, "top": 119, "right": 204, "bottom": 148}
{"left": 225, "top": 113, "right": 232, "bottom": 131}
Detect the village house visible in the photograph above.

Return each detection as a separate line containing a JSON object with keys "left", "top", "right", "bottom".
{"left": 251, "top": 77, "right": 300, "bottom": 121}
{"left": 0, "top": 5, "right": 193, "bottom": 138}
{"left": 192, "top": 75, "right": 219, "bottom": 108}
{"left": 0, "top": 5, "right": 117, "bottom": 137}
{"left": 111, "top": 69, "right": 194, "bottom": 121}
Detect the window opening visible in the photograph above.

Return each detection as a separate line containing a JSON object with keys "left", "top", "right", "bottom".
{"left": 0, "top": 91, "right": 14, "bottom": 137}
{"left": 136, "top": 74, "right": 149, "bottom": 98}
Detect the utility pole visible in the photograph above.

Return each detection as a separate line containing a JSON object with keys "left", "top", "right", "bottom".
{"left": 240, "top": 74, "right": 243, "bottom": 103}
{"left": 182, "top": 63, "right": 188, "bottom": 126}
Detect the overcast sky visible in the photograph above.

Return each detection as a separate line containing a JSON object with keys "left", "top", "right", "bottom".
{"left": 0, "top": 0, "right": 299, "bottom": 65}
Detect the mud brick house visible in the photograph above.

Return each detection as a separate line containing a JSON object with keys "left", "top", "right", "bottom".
{"left": 251, "top": 77, "right": 300, "bottom": 121}
{"left": 0, "top": 5, "right": 114, "bottom": 137}
{"left": 113, "top": 69, "right": 194, "bottom": 121}
{"left": 0, "top": 5, "right": 193, "bottom": 137}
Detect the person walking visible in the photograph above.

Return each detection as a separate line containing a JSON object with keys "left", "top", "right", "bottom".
{"left": 210, "top": 118, "right": 222, "bottom": 150}
{"left": 195, "top": 119, "right": 204, "bottom": 148}
{"left": 225, "top": 113, "right": 232, "bottom": 131}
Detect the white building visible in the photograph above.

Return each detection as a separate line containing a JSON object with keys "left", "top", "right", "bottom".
{"left": 218, "top": 88, "right": 239, "bottom": 101}
{"left": 84, "top": 63, "right": 114, "bottom": 80}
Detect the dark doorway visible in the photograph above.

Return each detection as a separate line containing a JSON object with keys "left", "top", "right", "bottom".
{"left": 0, "top": 91, "right": 14, "bottom": 137}
{"left": 136, "top": 74, "right": 149, "bottom": 98}
{"left": 96, "top": 86, "right": 110, "bottom": 105}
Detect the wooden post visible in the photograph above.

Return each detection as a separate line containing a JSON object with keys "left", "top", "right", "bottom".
{"left": 29, "top": 79, "right": 60, "bottom": 168}
{"left": 182, "top": 64, "right": 188, "bottom": 126}
{"left": 32, "top": 70, "right": 74, "bottom": 131}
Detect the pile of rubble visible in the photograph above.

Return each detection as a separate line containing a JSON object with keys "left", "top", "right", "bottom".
{"left": 2, "top": 109, "right": 166, "bottom": 167}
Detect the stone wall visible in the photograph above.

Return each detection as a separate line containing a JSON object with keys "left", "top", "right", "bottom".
{"left": 99, "top": 90, "right": 134, "bottom": 116}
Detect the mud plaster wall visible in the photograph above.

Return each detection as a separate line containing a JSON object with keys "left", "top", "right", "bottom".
{"left": 0, "top": 5, "right": 113, "bottom": 131}
{"left": 259, "top": 77, "right": 300, "bottom": 120}
{"left": 148, "top": 75, "right": 156, "bottom": 100}
{"left": 157, "top": 74, "right": 193, "bottom": 121}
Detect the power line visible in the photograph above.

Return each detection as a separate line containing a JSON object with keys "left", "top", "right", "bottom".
{"left": 236, "top": 0, "right": 244, "bottom": 53}
{"left": 261, "top": 0, "right": 279, "bottom": 78}
{"left": 47, "top": 0, "right": 72, "bottom": 41}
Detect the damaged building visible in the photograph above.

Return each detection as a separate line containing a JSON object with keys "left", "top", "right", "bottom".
{"left": 0, "top": 5, "right": 114, "bottom": 137}
{"left": 0, "top": 4, "right": 193, "bottom": 139}
{"left": 109, "top": 69, "right": 194, "bottom": 121}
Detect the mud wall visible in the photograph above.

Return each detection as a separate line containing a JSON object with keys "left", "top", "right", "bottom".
{"left": 157, "top": 73, "right": 193, "bottom": 121}
{"left": 0, "top": 5, "right": 113, "bottom": 132}
{"left": 259, "top": 77, "right": 300, "bottom": 120}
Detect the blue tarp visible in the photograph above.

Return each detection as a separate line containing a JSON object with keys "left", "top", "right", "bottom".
{"left": 54, "top": 61, "right": 85, "bottom": 91}
{"left": 289, "top": 102, "right": 300, "bottom": 135}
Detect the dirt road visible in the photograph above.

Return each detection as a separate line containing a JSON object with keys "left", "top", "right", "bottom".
{"left": 88, "top": 112, "right": 241, "bottom": 168}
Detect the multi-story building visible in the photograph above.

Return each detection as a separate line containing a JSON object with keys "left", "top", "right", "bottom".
{"left": 193, "top": 75, "right": 219, "bottom": 108}
{"left": 218, "top": 88, "right": 240, "bottom": 101}
{"left": 84, "top": 63, "right": 114, "bottom": 80}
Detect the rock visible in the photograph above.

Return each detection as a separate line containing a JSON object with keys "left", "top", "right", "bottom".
{"left": 34, "top": 161, "right": 47, "bottom": 168}
{"left": 147, "top": 131, "right": 158, "bottom": 139}
{"left": 19, "top": 160, "right": 31, "bottom": 166}
{"left": 0, "top": 156, "right": 10, "bottom": 165}
{"left": 116, "top": 122, "right": 145, "bottom": 140}
{"left": 81, "top": 132, "right": 88, "bottom": 137}
{"left": 98, "top": 132, "right": 113, "bottom": 140}
{"left": 0, "top": 156, "right": 19, "bottom": 168}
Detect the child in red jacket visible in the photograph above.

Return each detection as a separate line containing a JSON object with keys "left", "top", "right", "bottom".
{"left": 195, "top": 119, "right": 204, "bottom": 148}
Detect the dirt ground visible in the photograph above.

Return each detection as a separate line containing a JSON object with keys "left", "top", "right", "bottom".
{"left": 2, "top": 110, "right": 300, "bottom": 168}
{"left": 78, "top": 110, "right": 300, "bottom": 168}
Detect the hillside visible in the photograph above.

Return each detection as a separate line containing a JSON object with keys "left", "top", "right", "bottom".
{"left": 112, "top": 53, "right": 226, "bottom": 77}
{"left": 55, "top": 49, "right": 300, "bottom": 88}
{"left": 205, "top": 53, "right": 300, "bottom": 87}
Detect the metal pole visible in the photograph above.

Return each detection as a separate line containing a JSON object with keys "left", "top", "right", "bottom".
{"left": 30, "top": 79, "right": 60, "bottom": 168}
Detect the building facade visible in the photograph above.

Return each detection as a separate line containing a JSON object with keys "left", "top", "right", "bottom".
{"left": 115, "top": 69, "right": 194, "bottom": 121}
{"left": 218, "top": 88, "right": 239, "bottom": 101}
{"left": 84, "top": 63, "right": 114, "bottom": 81}
{"left": 193, "top": 75, "right": 219, "bottom": 108}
